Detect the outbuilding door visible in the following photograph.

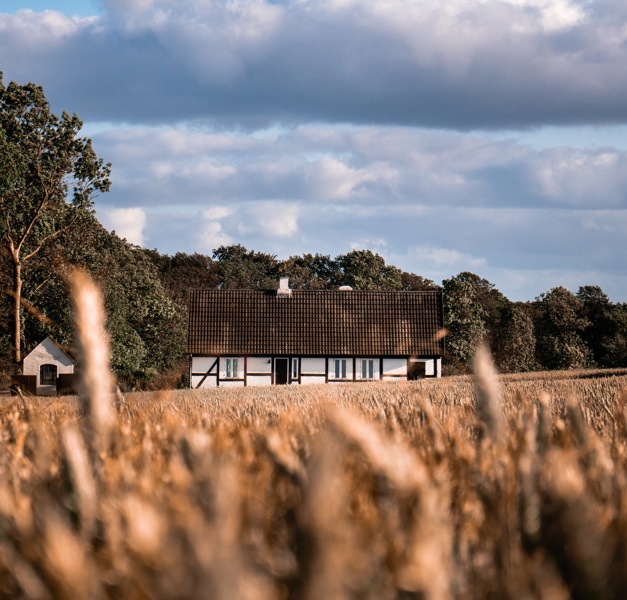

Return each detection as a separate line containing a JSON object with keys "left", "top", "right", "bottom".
{"left": 275, "top": 358, "right": 289, "bottom": 385}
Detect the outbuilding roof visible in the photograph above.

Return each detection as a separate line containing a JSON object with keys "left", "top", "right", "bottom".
{"left": 187, "top": 289, "right": 444, "bottom": 356}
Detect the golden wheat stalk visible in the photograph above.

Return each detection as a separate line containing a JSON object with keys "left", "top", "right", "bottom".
{"left": 69, "top": 269, "right": 115, "bottom": 455}
{"left": 60, "top": 424, "right": 97, "bottom": 539}
{"left": 473, "top": 343, "right": 503, "bottom": 441}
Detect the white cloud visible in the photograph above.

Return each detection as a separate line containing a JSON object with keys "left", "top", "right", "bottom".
{"left": 534, "top": 148, "right": 627, "bottom": 207}
{"left": 98, "top": 207, "right": 147, "bottom": 246}
{"left": 409, "top": 245, "right": 487, "bottom": 270}
{"left": 197, "top": 208, "right": 233, "bottom": 250}
{"left": 502, "top": 0, "right": 586, "bottom": 32}
{"left": 237, "top": 202, "right": 300, "bottom": 238}
{"left": 201, "top": 206, "right": 233, "bottom": 220}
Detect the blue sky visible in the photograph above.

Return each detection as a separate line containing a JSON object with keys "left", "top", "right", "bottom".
{"left": 2, "top": 0, "right": 627, "bottom": 301}
{"left": 3, "top": 1, "right": 99, "bottom": 17}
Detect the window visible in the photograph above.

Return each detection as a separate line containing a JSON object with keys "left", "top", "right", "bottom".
{"left": 361, "top": 359, "right": 375, "bottom": 380}
{"left": 40, "top": 364, "right": 57, "bottom": 386}
{"left": 225, "top": 358, "right": 238, "bottom": 379}
{"left": 333, "top": 359, "right": 347, "bottom": 379}
{"left": 292, "top": 358, "right": 299, "bottom": 380}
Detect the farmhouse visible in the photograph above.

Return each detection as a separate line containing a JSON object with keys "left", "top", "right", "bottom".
{"left": 21, "top": 336, "right": 76, "bottom": 396}
{"left": 187, "top": 279, "right": 444, "bottom": 388}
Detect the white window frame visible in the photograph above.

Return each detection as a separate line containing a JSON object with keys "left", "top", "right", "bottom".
{"left": 225, "top": 358, "right": 239, "bottom": 379}
{"left": 360, "top": 359, "right": 375, "bottom": 380}
{"left": 333, "top": 358, "right": 347, "bottom": 379}
{"left": 292, "top": 358, "right": 299, "bottom": 380}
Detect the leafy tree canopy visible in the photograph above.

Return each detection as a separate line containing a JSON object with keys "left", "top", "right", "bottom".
{"left": 0, "top": 73, "right": 110, "bottom": 364}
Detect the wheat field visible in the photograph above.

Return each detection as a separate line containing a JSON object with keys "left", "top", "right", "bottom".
{"left": 2, "top": 274, "right": 627, "bottom": 599}
{"left": 2, "top": 368, "right": 627, "bottom": 599}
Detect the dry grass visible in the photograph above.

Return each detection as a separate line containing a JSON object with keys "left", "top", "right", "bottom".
{"left": 2, "top": 374, "right": 627, "bottom": 599}
{"left": 2, "top": 274, "right": 627, "bottom": 598}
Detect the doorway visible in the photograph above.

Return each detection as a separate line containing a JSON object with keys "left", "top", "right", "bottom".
{"left": 275, "top": 358, "right": 289, "bottom": 385}
{"left": 408, "top": 360, "right": 426, "bottom": 380}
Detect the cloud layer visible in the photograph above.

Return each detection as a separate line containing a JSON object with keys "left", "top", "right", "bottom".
{"left": 3, "top": 1, "right": 627, "bottom": 129}
{"left": 92, "top": 123, "right": 627, "bottom": 300}
{"left": 2, "top": 1, "right": 627, "bottom": 300}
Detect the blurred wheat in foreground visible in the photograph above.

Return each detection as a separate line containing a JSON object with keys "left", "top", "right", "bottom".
{"left": 2, "top": 275, "right": 627, "bottom": 598}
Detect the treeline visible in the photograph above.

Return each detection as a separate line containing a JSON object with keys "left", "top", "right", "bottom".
{"left": 146, "top": 245, "right": 627, "bottom": 376}
{"left": 2, "top": 215, "right": 626, "bottom": 388}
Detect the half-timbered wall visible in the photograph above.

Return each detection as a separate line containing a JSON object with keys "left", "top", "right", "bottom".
{"left": 191, "top": 354, "right": 441, "bottom": 388}
{"left": 300, "top": 358, "right": 326, "bottom": 385}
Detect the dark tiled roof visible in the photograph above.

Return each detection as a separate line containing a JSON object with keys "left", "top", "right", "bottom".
{"left": 187, "top": 289, "right": 444, "bottom": 356}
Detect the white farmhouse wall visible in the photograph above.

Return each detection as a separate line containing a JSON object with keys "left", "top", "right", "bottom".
{"left": 191, "top": 356, "right": 217, "bottom": 374}
{"left": 247, "top": 375, "right": 272, "bottom": 386}
{"left": 382, "top": 358, "right": 407, "bottom": 378}
{"left": 220, "top": 380, "right": 245, "bottom": 388}
{"left": 382, "top": 358, "right": 407, "bottom": 376}
{"left": 191, "top": 375, "right": 218, "bottom": 389}
{"left": 190, "top": 353, "right": 442, "bottom": 388}
{"left": 300, "top": 375, "right": 326, "bottom": 385}
{"left": 301, "top": 358, "right": 325, "bottom": 374}
{"left": 247, "top": 357, "right": 272, "bottom": 373}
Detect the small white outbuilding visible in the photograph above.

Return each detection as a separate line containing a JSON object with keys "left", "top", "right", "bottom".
{"left": 22, "top": 336, "right": 75, "bottom": 396}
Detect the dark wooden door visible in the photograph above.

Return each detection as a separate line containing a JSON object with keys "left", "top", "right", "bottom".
{"left": 275, "top": 358, "right": 289, "bottom": 385}
{"left": 408, "top": 360, "right": 426, "bottom": 380}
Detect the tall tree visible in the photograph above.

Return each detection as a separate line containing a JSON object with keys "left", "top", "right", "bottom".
{"left": 493, "top": 302, "right": 537, "bottom": 372}
{"left": 213, "top": 244, "right": 280, "bottom": 289}
{"left": 143, "top": 250, "right": 219, "bottom": 304}
{"left": 577, "top": 286, "right": 627, "bottom": 368}
{"left": 333, "top": 250, "right": 402, "bottom": 290}
{"left": 279, "top": 253, "right": 337, "bottom": 289}
{"left": 534, "top": 287, "right": 592, "bottom": 370}
{"left": 0, "top": 74, "right": 110, "bottom": 364}
{"left": 442, "top": 272, "right": 508, "bottom": 370}
{"left": 399, "top": 270, "right": 439, "bottom": 291}
{"left": 442, "top": 274, "right": 489, "bottom": 369}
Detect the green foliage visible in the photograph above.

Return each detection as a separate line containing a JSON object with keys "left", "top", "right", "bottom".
{"left": 534, "top": 287, "right": 592, "bottom": 370}
{"left": 494, "top": 303, "right": 537, "bottom": 373}
{"left": 333, "top": 249, "right": 403, "bottom": 290}
{"left": 279, "top": 253, "right": 337, "bottom": 289}
{"left": 19, "top": 213, "right": 186, "bottom": 387}
{"left": 399, "top": 270, "right": 439, "bottom": 291}
{"left": 143, "top": 250, "right": 219, "bottom": 304}
{"left": 443, "top": 275, "right": 489, "bottom": 369}
{"left": 0, "top": 73, "right": 111, "bottom": 363}
{"left": 213, "top": 244, "right": 280, "bottom": 289}
{"left": 577, "top": 286, "right": 627, "bottom": 368}
{"left": 0, "top": 74, "right": 111, "bottom": 248}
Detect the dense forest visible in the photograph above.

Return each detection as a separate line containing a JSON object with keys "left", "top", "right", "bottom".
{"left": 1, "top": 74, "right": 625, "bottom": 389}
{"left": 1, "top": 208, "right": 626, "bottom": 389}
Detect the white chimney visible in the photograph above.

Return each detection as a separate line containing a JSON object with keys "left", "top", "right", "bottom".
{"left": 277, "top": 277, "right": 292, "bottom": 297}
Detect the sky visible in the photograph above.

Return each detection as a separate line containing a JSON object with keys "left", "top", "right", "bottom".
{"left": 1, "top": 0, "right": 627, "bottom": 302}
